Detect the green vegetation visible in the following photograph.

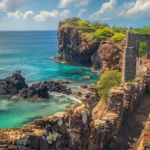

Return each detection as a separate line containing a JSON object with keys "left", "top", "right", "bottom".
{"left": 92, "top": 21, "right": 109, "bottom": 29}
{"left": 81, "top": 33, "right": 95, "bottom": 42}
{"left": 139, "top": 42, "right": 147, "bottom": 57}
{"left": 62, "top": 17, "right": 80, "bottom": 26}
{"left": 94, "top": 70, "right": 122, "bottom": 103}
{"left": 112, "top": 26, "right": 127, "bottom": 34}
{"left": 79, "top": 27, "right": 95, "bottom": 33}
{"left": 61, "top": 18, "right": 150, "bottom": 57}
{"left": 132, "top": 26, "right": 150, "bottom": 57}
{"left": 133, "top": 26, "right": 150, "bottom": 34}
{"left": 111, "top": 33, "right": 126, "bottom": 42}
{"left": 77, "top": 20, "right": 91, "bottom": 27}
{"left": 61, "top": 18, "right": 128, "bottom": 43}
{"left": 94, "top": 28, "right": 114, "bottom": 40}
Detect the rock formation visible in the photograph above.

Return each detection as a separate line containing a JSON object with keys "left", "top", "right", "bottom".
{"left": 0, "top": 71, "right": 72, "bottom": 100}
{"left": 55, "top": 19, "right": 124, "bottom": 72}
{"left": 55, "top": 24, "right": 99, "bottom": 66}
{"left": 0, "top": 70, "right": 28, "bottom": 96}
{"left": 98, "top": 40, "right": 124, "bottom": 72}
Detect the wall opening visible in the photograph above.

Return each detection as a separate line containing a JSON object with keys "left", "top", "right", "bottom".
{"left": 139, "top": 42, "right": 147, "bottom": 57}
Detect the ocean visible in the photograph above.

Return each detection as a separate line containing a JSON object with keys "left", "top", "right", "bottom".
{"left": 0, "top": 31, "right": 99, "bottom": 129}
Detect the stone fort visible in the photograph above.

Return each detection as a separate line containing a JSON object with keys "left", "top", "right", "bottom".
{"left": 123, "top": 31, "right": 150, "bottom": 82}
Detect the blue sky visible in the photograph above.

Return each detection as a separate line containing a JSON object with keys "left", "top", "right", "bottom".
{"left": 0, "top": 0, "right": 149, "bottom": 30}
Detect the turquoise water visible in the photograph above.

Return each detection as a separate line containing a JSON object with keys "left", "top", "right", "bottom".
{"left": 0, "top": 96, "right": 76, "bottom": 129}
{"left": 0, "top": 31, "right": 99, "bottom": 129}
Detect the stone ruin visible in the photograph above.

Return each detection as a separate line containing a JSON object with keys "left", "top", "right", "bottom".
{"left": 123, "top": 31, "right": 150, "bottom": 82}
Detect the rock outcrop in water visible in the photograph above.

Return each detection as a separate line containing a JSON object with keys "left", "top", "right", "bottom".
{"left": 0, "top": 70, "right": 28, "bottom": 96}
{"left": 55, "top": 18, "right": 124, "bottom": 72}
{"left": 19, "top": 81, "right": 72, "bottom": 100}
{"left": 0, "top": 71, "right": 72, "bottom": 100}
{"left": 55, "top": 22, "right": 100, "bottom": 66}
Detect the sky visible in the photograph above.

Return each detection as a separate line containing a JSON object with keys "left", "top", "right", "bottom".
{"left": 0, "top": 0, "right": 150, "bottom": 30}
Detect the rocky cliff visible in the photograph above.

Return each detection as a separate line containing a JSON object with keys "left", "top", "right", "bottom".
{"left": 55, "top": 18, "right": 124, "bottom": 72}
{"left": 98, "top": 40, "right": 124, "bottom": 72}
{"left": 55, "top": 24, "right": 99, "bottom": 66}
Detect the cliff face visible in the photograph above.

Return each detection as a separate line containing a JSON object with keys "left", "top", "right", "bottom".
{"left": 55, "top": 18, "right": 125, "bottom": 72}
{"left": 100, "top": 41, "right": 123, "bottom": 72}
{"left": 56, "top": 24, "right": 100, "bottom": 66}
{"left": 56, "top": 23, "right": 123, "bottom": 72}
{"left": 91, "top": 41, "right": 124, "bottom": 72}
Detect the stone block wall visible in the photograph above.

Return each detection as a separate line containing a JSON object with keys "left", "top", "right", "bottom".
{"left": 3, "top": 75, "right": 149, "bottom": 150}
{"left": 89, "top": 76, "right": 147, "bottom": 150}
{"left": 123, "top": 31, "right": 150, "bottom": 82}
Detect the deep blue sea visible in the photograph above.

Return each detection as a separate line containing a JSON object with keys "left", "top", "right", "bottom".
{"left": 0, "top": 31, "right": 99, "bottom": 129}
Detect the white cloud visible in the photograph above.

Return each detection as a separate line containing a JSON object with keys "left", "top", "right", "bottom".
{"left": 34, "top": 10, "right": 70, "bottom": 22}
{"left": 7, "top": 11, "right": 33, "bottom": 20}
{"left": 120, "top": 0, "right": 150, "bottom": 19}
{"left": 0, "top": 0, "right": 24, "bottom": 12}
{"left": 58, "top": 0, "right": 89, "bottom": 8}
{"left": 23, "top": 11, "right": 33, "bottom": 20}
{"left": 90, "top": 0, "right": 150, "bottom": 21}
{"left": 78, "top": 8, "right": 87, "bottom": 17}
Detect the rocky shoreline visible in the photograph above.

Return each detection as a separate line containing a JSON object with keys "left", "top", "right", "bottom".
{"left": 0, "top": 70, "right": 72, "bottom": 101}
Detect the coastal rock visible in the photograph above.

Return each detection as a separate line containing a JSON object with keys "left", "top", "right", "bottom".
{"left": 99, "top": 41, "right": 124, "bottom": 72}
{"left": 0, "top": 72, "right": 72, "bottom": 100}
{"left": 0, "top": 70, "right": 28, "bottom": 96}
{"left": 91, "top": 50, "right": 102, "bottom": 70}
{"left": 55, "top": 23, "right": 99, "bottom": 66}
{"left": 81, "top": 76, "right": 91, "bottom": 79}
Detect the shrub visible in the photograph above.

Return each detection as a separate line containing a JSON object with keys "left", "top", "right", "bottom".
{"left": 94, "top": 28, "right": 114, "bottom": 40}
{"left": 94, "top": 70, "right": 122, "bottom": 103}
{"left": 80, "top": 27, "right": 95, "bottom": 33}
{"left": 77, "top": 20, "right": 91, "bottom": 27}
{"left": 139, "top": 42, "right": 146, "bottom": 57}
{"left": 63, "top": 17, "right": 81, "bottom": 26}
{"left": 133, "top": 26, "right": 150, "bottom": 34}
{"left": 92, "top": 21, "right": 109, "bottom": 29}
{"left": 81, "top": 33, "right": 95, "bottom": 42}
{"left": 112, "top": 26, "right": 127, "bottom": 34}
{"left": 111, "top": 33, "right": 126, "bottom": 42}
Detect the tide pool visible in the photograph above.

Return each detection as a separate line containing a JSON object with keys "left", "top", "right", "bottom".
{"left": 0, "top": 96, "right": 76, "bottom": 129}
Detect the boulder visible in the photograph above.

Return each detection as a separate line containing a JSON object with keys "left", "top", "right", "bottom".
{"left": 0, "top": 70, "right": 28, "bottom": 96}
{"left": 0, "top": 71, "right": 72, "bottom": 100}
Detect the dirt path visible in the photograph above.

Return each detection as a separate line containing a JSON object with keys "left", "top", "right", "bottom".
{"left": 108, "top": 94, "right": 150, "bottom": 150}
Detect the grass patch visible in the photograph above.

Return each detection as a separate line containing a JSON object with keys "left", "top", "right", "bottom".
{"left": 94, "top": 70, "right": 122, "bottom": 103}
{"left": 77, "top": 20, "right": 91, "bottom": 27}
{"left": 60, "top": 18, "right": 128, "bottom": 43}
{"left": 112, "top": 26, "right": 127, "bottom": 34}
{"left": 94, "top": 28, "right": 114, "bottom": 40}
{"left": 132, "top": 26, "right": 150, "bottom": 34}
{"left": 139, "top": 42, "right": 146, "bottom": 57}
{"left": 111, "top": 33, "right": 126, "bottom": 42}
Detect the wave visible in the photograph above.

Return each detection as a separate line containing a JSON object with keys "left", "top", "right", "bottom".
{"left": 49, "top": 92, "right": 82, "bottom": 104}
{"left": 0, "top": 68, "right": 6, "bottom": 71}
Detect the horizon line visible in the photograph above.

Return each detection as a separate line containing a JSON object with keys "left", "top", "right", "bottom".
{"left": 0, "top": 30, "right": 57, "bottom": 32}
